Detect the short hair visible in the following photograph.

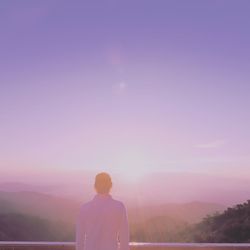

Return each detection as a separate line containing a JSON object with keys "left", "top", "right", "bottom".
{"left": 94, "top": 172, "right": 112, "bottom": 194}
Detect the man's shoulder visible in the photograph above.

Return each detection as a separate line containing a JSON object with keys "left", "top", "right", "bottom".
{"left": 79, "top": 200, "right": 92, "bottom": 211}
{"left": 110, "top": 198, "right": 126, "bottom": 210}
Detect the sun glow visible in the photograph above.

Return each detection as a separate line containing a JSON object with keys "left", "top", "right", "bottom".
{"left": 110, "top": 148, "right": 152, "bottom": 182}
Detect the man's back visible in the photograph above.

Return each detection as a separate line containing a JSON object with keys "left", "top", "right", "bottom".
{"left": 76, "top": 194, "right": 129, "bottom": 250}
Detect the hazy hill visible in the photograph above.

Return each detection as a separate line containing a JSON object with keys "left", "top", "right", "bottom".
{"left": 2, "top": 170, "right": 250, "bottom": 206}
{"left": 134, "top": 172, "right": 250, "bottom": 206}
{"left": 0, "top": 191, "right": 80, "bottom": 224}
{"left": 0, "top": 182, "right": 56, "bottom": 193}
{"left": 0, "top": 191, "right": 225, "bottom": 226}
{"left": 0, "top": 213, "right": 73, "bottom": 241}
{"left": 130, "top": 214, "right": 187, "bottom": 242}
{"left": 0, "top": 190, "right": 232, "bottom": 242}
{"left": 129, "top": 201, "right": 225, "bottom": 224}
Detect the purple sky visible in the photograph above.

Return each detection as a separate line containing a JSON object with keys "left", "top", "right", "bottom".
{"left": 0, "top": 1, "right": 250, "bottom": 186}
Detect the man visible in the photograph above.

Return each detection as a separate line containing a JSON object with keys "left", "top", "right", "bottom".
{"left": 76, "top": 172, "right": 130, "bottom": 250}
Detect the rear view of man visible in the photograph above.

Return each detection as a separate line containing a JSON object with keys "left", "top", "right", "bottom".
{"left": 76, "top": 172, "right": 130, "bottom": 250}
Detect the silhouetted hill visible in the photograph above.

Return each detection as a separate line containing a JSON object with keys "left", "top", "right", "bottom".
{"left": 185, "top": 200, "right": 250, "bottom": 243}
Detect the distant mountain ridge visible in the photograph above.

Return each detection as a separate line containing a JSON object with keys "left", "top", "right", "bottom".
{"left": 1, "top": 170, "right": 250, "bottom": 206}
{"left": 129, "top": 201, "right": 225, "bottom": 224}
{"left": 0, "top": 191, "right": 247, "bottom": 242}
{"left": 0, "top": 182, "right": 55, "bottom": 193}
{"left": 0, "top": 190, "right": 225, "bottom": 225}
{"left": 0, "top": 190, "right": 228, "bottom": 242}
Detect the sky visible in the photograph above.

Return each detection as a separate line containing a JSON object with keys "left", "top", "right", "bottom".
{"left": 0, "top": 0, "right": 250, "bottom": 197}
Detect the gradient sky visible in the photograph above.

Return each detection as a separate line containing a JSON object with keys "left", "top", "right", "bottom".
{"left": 1, "top": 0, "right": 250, "bottom": 185}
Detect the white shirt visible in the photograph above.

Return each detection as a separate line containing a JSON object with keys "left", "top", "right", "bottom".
{"left": 76, "top": 194, "right": 130, "bottom": 250}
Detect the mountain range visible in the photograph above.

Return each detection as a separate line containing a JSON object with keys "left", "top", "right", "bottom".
{"left": 0, "top": 189, "right": 225, "bottom": 225}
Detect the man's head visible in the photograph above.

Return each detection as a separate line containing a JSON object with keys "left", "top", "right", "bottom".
{"left": 94, "top": 172, "right": 112, "bottom": 194}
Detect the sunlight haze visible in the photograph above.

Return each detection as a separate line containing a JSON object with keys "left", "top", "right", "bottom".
{"left": 0, "top": 0, "right": 250, "bottom": 207}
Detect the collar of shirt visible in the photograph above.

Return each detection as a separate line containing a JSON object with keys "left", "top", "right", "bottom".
{"left": 93, "top": 193, "right": 112, "bottom": 200}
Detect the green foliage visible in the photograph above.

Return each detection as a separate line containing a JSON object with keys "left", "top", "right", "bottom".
{"left": 187, "top": 200, "right": 250, "bottom": 243}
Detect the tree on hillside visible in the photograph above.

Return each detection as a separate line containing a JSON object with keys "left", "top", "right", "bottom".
{"left": 189, "top": 200, "right": 250, "bottom": 243}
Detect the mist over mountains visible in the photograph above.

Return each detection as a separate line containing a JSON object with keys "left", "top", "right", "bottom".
{"left": 0, "top": 191, "right": 79, "bottom": 224}
{"left": 1, "top": 184, "right": 249, "bottom": 242}
{"left": 0, "top": 190, "right": 225, "bottom": 225}
{"left": 1, "top": 171, "right": 249, "bottom": 206}
{"left": 0, "top": 190, "right": 225, "bottom": 242}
